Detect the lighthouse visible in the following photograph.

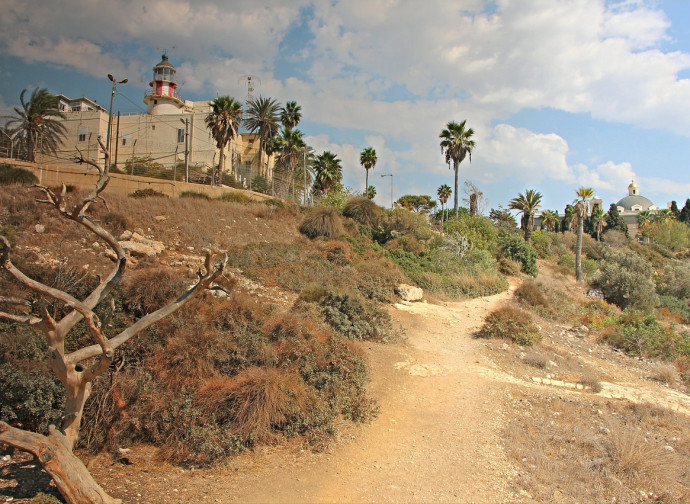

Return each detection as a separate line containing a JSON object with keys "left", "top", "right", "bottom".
{"left": 144, "top": 54, "right": 185, "bottom": 115}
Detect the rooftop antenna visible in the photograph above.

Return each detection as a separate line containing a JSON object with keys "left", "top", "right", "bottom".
{"left": 238, "top": 75, "right": 260, "bottom": 102}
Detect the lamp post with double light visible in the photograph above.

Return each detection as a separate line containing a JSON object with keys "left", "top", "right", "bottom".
{"left": 106, "top": 74, "right": 127, "bottom": 170}
{"left": 380, "top": 173, "right": 393, "bottom": 209}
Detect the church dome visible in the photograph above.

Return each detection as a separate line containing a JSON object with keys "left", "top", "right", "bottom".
{"left": 616, "top": 194, "right": 656, "bottom": 211}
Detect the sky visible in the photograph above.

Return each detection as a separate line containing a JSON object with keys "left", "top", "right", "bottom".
{"left": 1, "top": 0, "right": 690, "bottom": 213}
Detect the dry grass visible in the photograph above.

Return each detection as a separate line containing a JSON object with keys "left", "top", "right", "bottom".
{"left": 578, "top": 371, "right": 603, "bottom": 393}
{"left": 299, "top": 207, "right": 344, "bottom": 239}
{"left": 477, "top": 304, "right": 542, "bottom": 346}
{"left": 523, "top": 351, "right": 549, "bottom": 369}
{"left": 505, "top": 393, "right": 690, "bottom": 503}
{"left": 651, "top": 363, "right": 678, "bottom": 387}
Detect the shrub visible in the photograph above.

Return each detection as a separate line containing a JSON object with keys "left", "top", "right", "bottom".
{"left": 180, "top": 191, "right": 211, "bottom": 200}
{"left": 128, "top": 188, "right": 168, "bottom": 198}
{"left": 251, "top": 175, "right": 269, "bottom": 193}
{"left": 578, "top": 371, "right": 603, "bottom": 392}
{"left": 557, "top": 253, "right": 598, "bottom": 281}
{"left": 101, "top": 212, "right": 129, "bottom": 235}
{"left": 123, "top": 267, "right": 189, "bottom": 317}
{"left": 319, "top": 291, "right": 397, "bottom": 342}
{"left": 600, "top": 312, "right": 682, "bottom": 360}
{"left": 647, "top": 220, "right": 690, "bottom": 251}
{"left": 376, "top": 207, "right": 432, "bottom": 244}
{"left": 497, "top": 232, "right": 538, "bottom": 277}
{"left": 0, "top": 363, "right": 64, "bottom": 434}
{"left": 444, "top": 214, "right": 498, "bottom": 251}
{"left": 498, "top": 257, "right": 522, "bottom": 276}
{"left": 656, "top": 262, "right": 690, "bottom": 300}
{"left": 477, "top": 305, "right": 542, "bottom": 345}
{"left": 299, "top": 207, "right": 344, "bottom": 239}
{"left": 343, "top": 197, "right": 382, "bottom": 228}
{"left": 0, "top": 164, "right": 38, "bottom": 185}
{"left": 217, "top": 191, "right": 252, "bottom": 204}
{"left": 602, "top": 229, "right": 628, "bottom": 247}
{"left": 515, "top": 279, "right": 550, "bottom": 309}
{"left": 658, "top": 295, "right": 690, "bottom": 323}
{"left": 596, "top": 248, "right": 658, "bottom": 311}
{"left": 530, "top": 230, "right": 552, "bottom": 259}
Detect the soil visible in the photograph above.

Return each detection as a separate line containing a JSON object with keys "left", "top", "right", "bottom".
{"left": 3, "top": 275, "right": 689, "bottom": 503}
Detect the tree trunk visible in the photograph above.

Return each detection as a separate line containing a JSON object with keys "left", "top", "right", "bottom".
{"left": 0, "top": 423, "right": 120, "bottom": 504}
{"left": 365, "top": 168, "right": 369, "bottom": 194}
{"left": 453, "top": 162, "right": 459, "bottom": 218}
{"left": 576, "top": 215, "right": 584, "bottom": 282}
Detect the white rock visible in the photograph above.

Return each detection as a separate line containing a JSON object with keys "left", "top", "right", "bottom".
{"left": 119, "top": 230, "right": 133, "bottom": 240}
{"left": 395, "top": 283, "right": 424, "bottom": 302}
{"left": 34, "top": 224, "right": 45, "bottom": 234}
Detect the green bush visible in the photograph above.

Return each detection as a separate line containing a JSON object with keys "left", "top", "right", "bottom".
{"left": 444, "top": 214, "right": 498, "bottom": 251}
{"left": 497, "top": 232, "right": 538, "bottom": 277}
{"left": 0, "top": 364, "right": 64, "bottom": 434}
{"left": 343, "top": 197, "right": 382, "bottom": 228}
{"left": 299, "top": 207, "right": 344, "bottom": 239}
{"left": 647, "top": 220, "right": 690, "bottom": 251}
{"left": 656, "top": 262, "right": 690, "bottom": 300}
{"left": 596, "top": 248, "right": 658, "bottom": 311}
{"left": 319, "top": 291, "right": 397, "bottom": 342}
{"left": 0, "top": 164, "right": 38, "bottom": 185}
{"left": 498, "top": 257, "right": 522, "bottom": 276}
{"left": 477, "top": 305, "right": 542, "bottom": 346}
{"left": 658, "top": 295, "right": 690, "bottom": 323}
{"left": 600, "top": 312, "right": 685, "bottom": 360}
{"left": 530, "top": 230, "right": 552, "bottom": 259}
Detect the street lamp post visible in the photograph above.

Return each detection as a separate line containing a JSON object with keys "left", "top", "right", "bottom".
{"left": 381, "top": 173, "right": 393, "bottom": 209}
{"left": 180, "top": 117, "right": 189, "bottom": 182}
{"left": 106, "top": 74, "right": 128, "bottom": 170}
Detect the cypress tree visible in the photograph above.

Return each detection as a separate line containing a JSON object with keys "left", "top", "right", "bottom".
{"left": 680, "top": 198, "right": 690, "bottom": 224}
{"left": 605, "top": 203, "right": 629, "bottom": 237}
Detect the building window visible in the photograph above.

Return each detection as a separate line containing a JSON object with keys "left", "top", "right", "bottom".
{"left": 71, "top": 105, "right": 81, "bottom": 112}
{"left": 177, "top": 128, "right": 185, "bottom": 143}
{"left": 78, "top": 126, "right": 87, "bottom": 142}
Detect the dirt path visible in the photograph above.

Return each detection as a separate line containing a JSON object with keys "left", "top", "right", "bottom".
{"left": 94, "top": 288, "right": 519, "bottom": 504}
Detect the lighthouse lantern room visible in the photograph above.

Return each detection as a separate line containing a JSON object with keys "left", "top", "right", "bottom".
{"left": 144, "top": 54, "right": 185, "bottom": 115}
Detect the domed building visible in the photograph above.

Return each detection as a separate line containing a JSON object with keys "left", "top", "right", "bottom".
{"left": 616, "top": 180, "right": 658, "bottom": 213}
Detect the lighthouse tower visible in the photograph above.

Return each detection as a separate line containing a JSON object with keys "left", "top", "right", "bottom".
{"left": 144, "top": 54, "right": 185, "bottom": 115}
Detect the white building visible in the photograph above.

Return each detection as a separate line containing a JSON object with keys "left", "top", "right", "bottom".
{"left": 53, "top": 55, "right": 270, "bottom": 187}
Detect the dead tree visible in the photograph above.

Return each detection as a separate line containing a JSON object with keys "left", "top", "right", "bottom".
{"left": 0, "top": 142, "right": 227, "bottom": 503}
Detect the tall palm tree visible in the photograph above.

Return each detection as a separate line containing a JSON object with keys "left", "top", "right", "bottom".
{"left": 591, "top": 206, "right": 607, "bottom": 242}
{"left": 541, "top": 210, "right": 560, "bottom": 233}
{"left": 280, "top": 101, "right": 302, "bottom": 131}
{"left": 6, "top": 88, "right": 66, "bottom": 162}
{"left": 437, "top": 184, "right": 452, "bottom": 232}
{"left": 272, "top": 128, "right": 306, "bottom": 199}
{"left": 573, "top": 187, "right": 594, "bottom": 283}
{"left": 244, "top": 96, "right": 281, "bottom": 179}
{"left": 312, "top": 151, "right": 342, "bottom": 196}
{"left": 509, "top": 189, "right": 543, "bottom": 243}
{"left": 360, "top": 147, "right": 377, "bottom": 193}
{"left": 440, "top": 120, "right": 475, "bottom": 218}
{"left": 205, "top": 96, "right": 243, "bottom": 183}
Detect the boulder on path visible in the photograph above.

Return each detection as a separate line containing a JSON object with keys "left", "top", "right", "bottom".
{"left": 396, "top": 283, "right": 424, "bottom": 302}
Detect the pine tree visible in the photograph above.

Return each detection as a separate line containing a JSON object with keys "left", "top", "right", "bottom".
{"left": 679, "top": 198, "right": 690, "bottom": 224}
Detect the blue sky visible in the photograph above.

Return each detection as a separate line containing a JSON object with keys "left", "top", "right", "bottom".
{"left": 1, "top": 0, "right": 690, "bottom": 213}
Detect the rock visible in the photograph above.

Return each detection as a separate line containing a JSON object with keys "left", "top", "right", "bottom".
{"left": 92, "top": 242, "right": 100, "bottom": 249}
{"left": 34, "top": 224, "right": 45, "bottom": 234}
{"left": 587, "top": 288, "right": 604, "bottom": 299}
{"left": 395, "top": 283, "right": 423, "bottom": 302}
{"left": 154, "top": 215, "right": 167, "bottom": 222}
{"left": 119, "top": 230, "right": 133, "bottom": 240}
{"left": 119, "top": 240, "right": 165, "bottom": 258}
{"left": 664, "top": 445, "right": 675, "bottom": 452}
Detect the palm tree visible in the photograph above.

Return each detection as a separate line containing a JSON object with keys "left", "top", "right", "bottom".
{"left": 365, "top": 185, "right": 376, "bottom": 200}
{"left": 437, "top": 184, "right": 452, "bottom": 232}
{"left": 541, "top": 210, "right": 560, "bottom": 233}
{"left": 312, "top": 151, "right": 342, "bottom": 196}
{"left": 272, "top": 128, "right": 306, "bottom": 199}
{"left": 655, "top": 208, "right": 674, "bottom": 223}
{"left": 591, "top": 207, "right": 607, "bottom": 242}
{"left": 360, "top": 147, "right": 377, "bottom": 193}
{"left": 244, "top": 96, "right": 281, "bottom": 178}
{"left": 6, "top": 88, "right": 66, "bottom": 162}
{"left": 637, "top": 210, "right": 653, "bottom": 242}
{"left": 205, "top": 96, "right": 243, "bottom": 183}
{"left": 281, "top": 101, "right": 302, "bottom": 131}
{"left": 440, "top": 120, "right": 475, "bottom": 218}
{"left": 509, "top": 189, "right": 543, "bottom": 243}
{"left": 573, "top": 187, "right": 594, "bottom": 283}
